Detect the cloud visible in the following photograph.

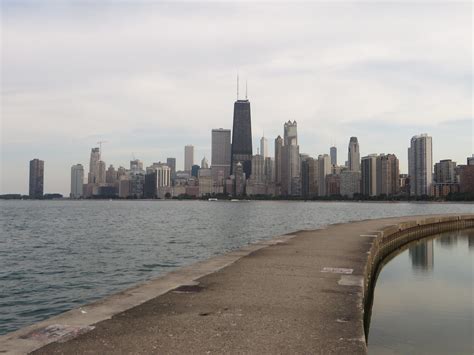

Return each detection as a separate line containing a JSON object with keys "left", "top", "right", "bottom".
{"left": 1, "top": 1, "right": 472, "bottom": 194}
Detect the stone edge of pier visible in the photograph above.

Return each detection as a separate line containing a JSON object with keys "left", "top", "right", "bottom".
{"left": 1, "top": 213, "right": 473, "bottom": 354}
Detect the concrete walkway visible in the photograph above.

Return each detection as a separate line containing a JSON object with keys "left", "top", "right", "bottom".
{"left": 2, "top": 214, "right": 472, "bottom": 354}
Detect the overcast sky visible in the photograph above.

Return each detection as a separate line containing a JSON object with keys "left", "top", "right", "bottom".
{"left": 1, "top": 1, "right": 472, "bottom": 195}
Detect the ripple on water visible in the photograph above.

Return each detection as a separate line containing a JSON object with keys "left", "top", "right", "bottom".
{"left": 0, "top": 200, "right": 473, "bottom": 335}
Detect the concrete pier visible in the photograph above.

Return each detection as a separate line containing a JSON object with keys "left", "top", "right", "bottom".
{"left": 1, "top": 214, "right": 473, "bottom": 354}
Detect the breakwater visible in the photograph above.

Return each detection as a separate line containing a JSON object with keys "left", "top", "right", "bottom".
{"left": 1, "top": 213, "right": 473, "bottom": 354}
{"left": 363, "top": 215, "right": 474, "bottom": 340}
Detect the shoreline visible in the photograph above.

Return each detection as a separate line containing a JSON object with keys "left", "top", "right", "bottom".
{"left": 1, "top": 198, "right": 473, "bottom": 204}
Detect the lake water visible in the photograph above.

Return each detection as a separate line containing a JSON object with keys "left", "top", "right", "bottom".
{"left": 0, "top": 200, "right": 472, "bottom": 335}
{"left": 368, "top": 229, "right": 474, "bottom": 354}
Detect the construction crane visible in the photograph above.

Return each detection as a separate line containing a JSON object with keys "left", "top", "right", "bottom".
{"left": 97, "top": 140, "right": 108, "bottom": 158}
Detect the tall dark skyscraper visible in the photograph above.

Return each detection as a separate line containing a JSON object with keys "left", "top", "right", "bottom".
{"left": 230, "top": 99, "right": 253, "bottom": 177}
{"left": 166, "top": 157, "right": 176, "bottom": 180}
{"left": 29, "top": 159, "right": 44, "bottom": 198}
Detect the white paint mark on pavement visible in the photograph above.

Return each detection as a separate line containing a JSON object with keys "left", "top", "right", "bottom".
{"left": 321, "top": 267, "right": 353, "bottom": 274}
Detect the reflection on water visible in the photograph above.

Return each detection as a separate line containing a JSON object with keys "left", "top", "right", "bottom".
{"left": 369, "top": 229, "right": 474, "bottom": 354}
{"left": 409, "top": 240, "right": 433, "bottom": 272}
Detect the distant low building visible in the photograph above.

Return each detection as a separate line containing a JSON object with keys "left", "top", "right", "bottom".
{"left": 340, "top": 171, "right": 361, "bottom": 198}
{"left": 326, "top": 174, "right": 341, "bottom": 196}
{"left": 434, "top": 159, "right": 457, "bottom": 184}
{"left": 118, "top": 177, "right": 131, "bottom": 198}
{"left": 459, "top": 165, "right": 474, "bottom": 194}
{"left": 144, "top": 171, "right": 157, "bottom": 199}
{"left": 431, "top": 183, "right": 460, "bottom": 198}
{"left": 198, "top": 168, "right": 213, "bottom": 197}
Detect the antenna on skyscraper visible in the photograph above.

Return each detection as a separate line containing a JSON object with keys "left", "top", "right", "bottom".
{"left": 97, "top": 140, "right": 107, "bottom": 158}
{"left": 236, "top": 74, "right": 239, "bottom": 100}
{"left": 245, "top": 80, "right": 248, "bottom": 99}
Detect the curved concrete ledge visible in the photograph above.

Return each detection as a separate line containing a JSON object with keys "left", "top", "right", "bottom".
{"left": 362, "top": 214, "right": 474, "bottom": 340}
{"left": 1, "top": 214, "right": 473, "bottom": 354}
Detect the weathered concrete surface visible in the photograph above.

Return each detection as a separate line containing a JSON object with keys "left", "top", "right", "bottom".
{"left": 1, "top": 214, "right": 473, "bottom": 354}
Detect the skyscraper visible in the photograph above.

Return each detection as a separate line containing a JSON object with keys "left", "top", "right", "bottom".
{"left": 281, "top": 121, "right": 300, "bottom": 196}
{"left": 348, "top": 137, "right": 360, "bottom": 172}
{"left": 434, "top": 159, "right": 457, "bottom": 183}
{"left": 250, "top": 154, "right": 265, "bottom": 183}
{"left": 97, "top": 160, "right": 106, "bottom": 184}
{"left": 234, "top": 162, "right": 245, "bottom": 196}
{"left": 274, "top": 136, "right": 283, "bottom": 186}
{"left": 70, "top": 164, "right": 84, "bottom": 199}
{"left": 88, "top": 147, "right": 101, "bottom": 184}
{"left": 130, "top": 159, "right": 144, "bottom": 174}
{"left": 361, "top": 154, "right": 378, "bottom": 196}
{"left": 330, "top": 146, "right": 337, "bottom": 166}
{"left": 230, "top": 99, "right": 252, "bottom": 177}
{"left": 184, "top": 145, "right": 194, "bottom": 173}
{"left": 264, "top": 157, "right": 274, "bottom": 183}
{"left": 408, "top": 134, "right": 433, "bottom": 196}
{"left": 376, "top": 154, "right": 400, "bottom": 196}
{"left": 166, "top": 158, "right": 176, "bottom": 181}
{"left": 211, "top": 128, "right": 231, "bottom": 183}
{"left": 317, "top": 154, "right": 331, "bottom": 196}
{"left": 144, "top": 171, "right": 157, "bottom": 199}
{"left": 201, "top": 157, "right": 209, "bottom": 169}
{"left": 29, "top": 159, "right": 44, "bottom": 198}
{"left": 260, "top": 136, "right": 268, "bottom": 158}
{"left": 284, "top": 121, "right": 298, "bottom": 146}
{"left": 106, "top": 165, "right": 117, "bottom": 184}
{"left": 156, "top": 165, "right": 171, "bottom": 188}
{"left": 301, "top": 157, "right": 318, "bottom": 199}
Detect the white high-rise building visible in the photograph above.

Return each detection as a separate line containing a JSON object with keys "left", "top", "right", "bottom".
{"left": 70, "top": 164, "right": 84, "bottom": 198}
{"left": 201, "top": 157, "right": 209, "bottom": 169}
{"left": 408, "top": 134, "right": 433, "bottom": 196}
{"left": 184, "top": 145, "right": 194, "bottom": 173}
{"left": 317, "top": 154, "right": 331, "bottom": 196}
{"left": 211, "top": 129, "right": 231, "bottom": 184}
{"left": 130, "top": 159, "right": 144, "bottom": 174}
{"left": 250, "top": 154, "right": 265, "bottom": 183}
{"left": 348, "top": 137, "right": 360, "bottom": 172}
{"left": 97, "top": 160, "right": 106, "bottom": 184}
{"left": 156, "top": 165, "right": 171, "bottom": 188}
{"left": 88, "top": 147, "right": 101, "bottom": 184}
{"left": 281, "top": 121, "right": 300, "bottom": 196}
{"left": 260, "top": 136, "right": 268, "bottom": 158}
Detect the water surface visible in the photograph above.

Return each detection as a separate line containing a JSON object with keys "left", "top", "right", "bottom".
{"left": 369, "top": 229, "right": 474, "bottom": 354}
{"left": 0, "top": 200, "right": 472, "bottom": 335}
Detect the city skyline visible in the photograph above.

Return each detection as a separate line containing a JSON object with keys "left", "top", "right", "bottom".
{"left": 2, "top": 1, "right": 472, "bottom": 194}
{"left": 4, "top": 121, "right": 474, "bottom": 196}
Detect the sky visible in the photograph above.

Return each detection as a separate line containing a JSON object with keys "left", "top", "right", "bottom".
{"left": 1, "top": 0, "right": 472, "bottom": 195}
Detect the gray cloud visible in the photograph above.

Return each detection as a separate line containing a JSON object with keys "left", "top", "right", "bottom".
{"left": 1, "top": 1, "right": 472, "bottom": 194}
